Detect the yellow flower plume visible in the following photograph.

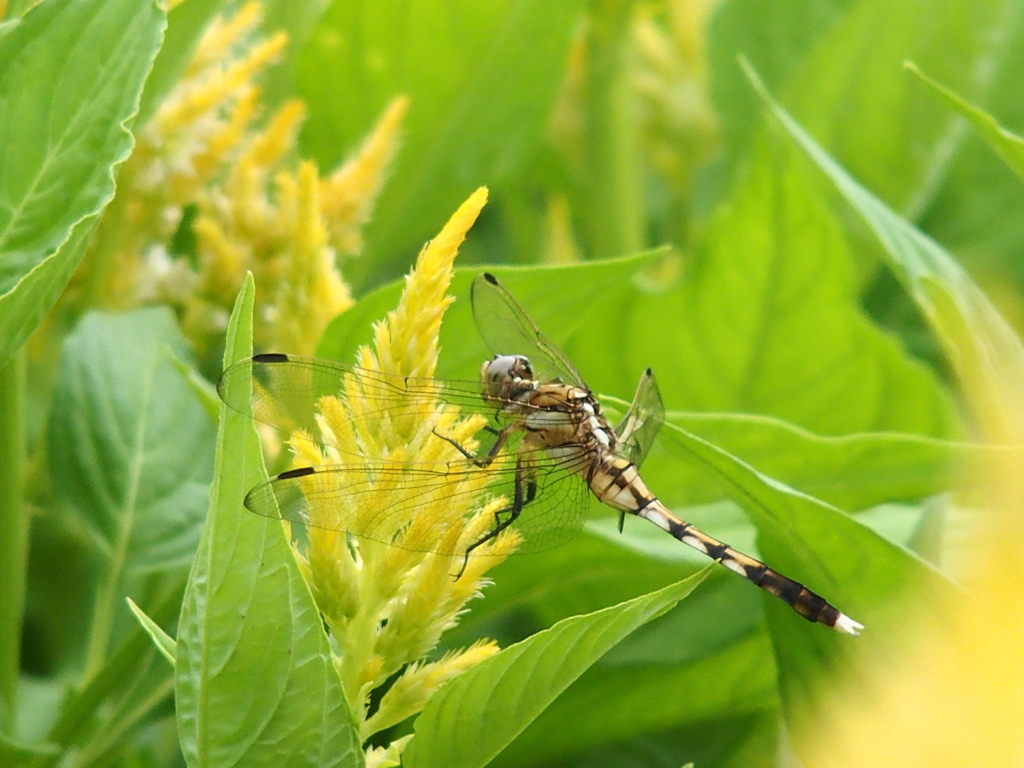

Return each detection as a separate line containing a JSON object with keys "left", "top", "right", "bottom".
{"left": 287, "top": 188, "right": 521, "bottom": 753}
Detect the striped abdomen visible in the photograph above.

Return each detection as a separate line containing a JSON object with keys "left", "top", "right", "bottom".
{"left": 588, "top": 455, "right": 862, "bottom": 635}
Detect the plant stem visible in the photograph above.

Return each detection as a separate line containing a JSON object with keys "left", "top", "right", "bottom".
{"left": 0, "top": 348, "right": 27, "bottom": 735}
{"left": 31, "top": 583, "right": 183, "bottom": 768}
{"left": 584, "top": 0, "right": 644, "bottom": 258}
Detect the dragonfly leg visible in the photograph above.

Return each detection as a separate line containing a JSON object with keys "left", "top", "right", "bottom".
{"left": 432, "top": 425, "right": 512, "bottom": 468}
{"left": 453, "top": 460, "right": 537, "bottom": 579}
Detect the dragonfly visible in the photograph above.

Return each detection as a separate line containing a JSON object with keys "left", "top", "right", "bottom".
{"left": 218, "top": 272, "right": 862, "bottom": 635}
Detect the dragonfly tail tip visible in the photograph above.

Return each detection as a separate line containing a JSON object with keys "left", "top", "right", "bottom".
{"left": 833, "top": 613, "right": 864, "bottom": 636}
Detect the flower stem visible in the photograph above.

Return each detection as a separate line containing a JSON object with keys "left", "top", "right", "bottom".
{"left": 0, "top": 348, "right": 27, "bottom": 735}
{"left": 583, "top": 0, "right": 644, "bottom": 257}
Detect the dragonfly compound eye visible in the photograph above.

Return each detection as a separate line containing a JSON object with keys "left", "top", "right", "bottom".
{"left": 480, "top": 355, "right": 535, "bottom": 399}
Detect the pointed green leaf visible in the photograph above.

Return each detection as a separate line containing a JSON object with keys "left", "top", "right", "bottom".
{"left": 404, "top": 568, "right": 709, "bottom": 768}
{"left": 0, "top": 0, "right": 164, "bottom": 367}
{"left": 126, "top": 598, "right": 175, "bottom": 666}
{"left": 907, "top": 61, "right": 1024, "bottom": 183}
{"left": 176, "top": 275, "right": 359, "bottom": 768}
{"left": 493, "top": 633, "right": 775, "bottom": 767}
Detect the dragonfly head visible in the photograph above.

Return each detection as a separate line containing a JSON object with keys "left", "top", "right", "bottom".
{"left": 480, "top": 354, "right": 536, "bottom": 403}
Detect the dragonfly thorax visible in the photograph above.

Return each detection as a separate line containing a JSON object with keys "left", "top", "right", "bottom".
{"left": 480, "top": 354, "right": 538, "bottom": 404}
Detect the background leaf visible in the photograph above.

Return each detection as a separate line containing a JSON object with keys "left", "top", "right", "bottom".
{"left": 712, "top": 0, "right": 1019, "bottom": 214}
{"left": 657, "top": 421, "right": 957, "bottom": 733}
{"left": 297, "top": 0, "right": 586, "bottom": 285}
{"left": 586, "top": 137, "right": 958, "bottom": 436}
{"left": 907, "top": 62, "right": 1024, "bottom": 183}
{"left": 491, "top": 633, "right": 775, "bottom": 768}
{"left": 316, "top": 249, "right": 669, "bottom": 378}
{"left": 748, "top": 63, "right": 1024, "bottom": 417}
{"left": 49, "top": 309, "right": 214, "bottom": 577}
{"left": 628, "top": 410, "right": 970, "bottom": 512}
{"left": 0, "top": 0, "right": 164, "bottom": 366}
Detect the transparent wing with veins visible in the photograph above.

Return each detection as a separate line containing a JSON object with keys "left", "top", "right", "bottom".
{"left": 616, "top": 367, "right": 665, "bottom": 468}
{"left": 243, "top": 453, "right": 591, "bottom": 556}
{"left": 218, "top": 353, "right": 503, "bottom": 450}
{"left": 471, "top": 272, "right": 584, "bottom": 386}
{"left": 217, "top": 353, "right": 591, "bottom": 555}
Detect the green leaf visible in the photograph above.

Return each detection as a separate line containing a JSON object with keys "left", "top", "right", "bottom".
{"left": 746, "top": 62, "right": 1024, "bottom": 419}
{"left": 0, "top": 0, "right": 165, "bottom": 367}
{"left": 403, "top": 568, "right": 709, "bottom": 768}
{"left": 126, "top": 598, "right": 175, "bottom": 666}
{"left": 915, "top": 16, "right": 1024, "bottom": 293}
{"left": 0, "top": 732, "right": 59, "bottom": 762}
{"left": 168, "top": 347, "right": 221, "bottom": 423}
{"left": 708, "top": 0, "right": 849, "bottom": 159}
{"left": 48, "top": 308, "right": 213, "bottom": 676}
{"left": 258, "top": 0, "right": 331, "bottom": 107}
{"left": 456, "top": 523, "right": 709, "bottom": 637}
{"left": 492, "top": 633, "right": 775, "bottom": 768}
{"left": 176, "top": 275, "right": 359, "bottom": 768}
{"left": 297, "top": 0, "right": 585, "bottom": 284}
{"left": 907, "top": 61, "right": 1024, "bottom": 183}
{"left": 49, "top": 309, "right": 214, "bottom": 575}
{"left": 39, "top": 586, "right": 184, "bottom": 760}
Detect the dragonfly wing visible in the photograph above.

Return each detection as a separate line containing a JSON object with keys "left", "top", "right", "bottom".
{"left": 245, "top": 451, "right": 592, "bottom": 556}
{"left": 471, "top": 273, "right": 584, "bottom": 386}
{"left": 615, "top": 368, "right": 665, "bottom": 468}
{"left": 218, "top": 353, "right": 495, "bottom": 451}
{"left": 491, "top": 453, "right": 591, "bottom": 554}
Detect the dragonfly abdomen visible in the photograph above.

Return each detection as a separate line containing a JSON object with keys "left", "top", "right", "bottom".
{"left": 587, "top": 454, "right": 657, "bottom": 512}
{"left": 636, "top": 500, "right": 863, "bottom": 635}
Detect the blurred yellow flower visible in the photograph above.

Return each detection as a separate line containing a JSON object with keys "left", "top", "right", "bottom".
{"left": 802, "top": 335, "right": 1024, "bottom": 767}
{"left": 633, "top": 2, "right": 720, "bottom": 192}
{"left": 66, "top": 2, "right": 406, "bottom": 360}
{"left": 181, "top": 95, "right": 408, "bottom": 355}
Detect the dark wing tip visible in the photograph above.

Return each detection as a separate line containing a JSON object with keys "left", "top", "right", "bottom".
{"left": 253, "top": 352, "right": 290, "bottom": 363}
{"left": 277, "top": 466, "right": 317, "bottom": 480}
{"left": 644, "top": 367, "right": 653, "bottom": 376}
{"left": 482, "top": 272, "right": 499, "bottom": 285}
